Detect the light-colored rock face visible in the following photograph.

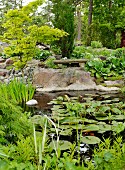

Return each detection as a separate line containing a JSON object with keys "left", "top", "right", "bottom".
{"left": 33, "top": 67, "right": 96, "bottom": 90}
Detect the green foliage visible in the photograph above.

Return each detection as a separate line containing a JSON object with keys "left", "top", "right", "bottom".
{"left": 93, "top": 137, "right": 125, "bottom": 170}
{"left": 85, "top": 51, "right": 125, "bottom": 80}
{"left": 91, "top": 41, "right": 103, "bottom": 48}
{"left": 34, "top": 49, "right": 52, "bottom": 60}
{"left": 0, "top": 79, "right": 35, "bottom": 105}
{"left": 44, "top": 58, "right": 58, "bottom": 68}
{"left": 113, "top": 48, "right": 125, "bottom": 58}
{"left": 1, "top": 1, "right": 68, "bottom": 70}
{"left": 0, "top": 159, "right": 36, "bottom": 170}
{"left": 0, "top": 90, "right": 33, "bottom": 144}
{"left": 51, "top": 0, "right": 75, "bottom": 58}
{"left": 49, "top": 95, "right": 125, "bottom": 142}
{"left": 72, "top": 46, "right": 113, "bottom": 59}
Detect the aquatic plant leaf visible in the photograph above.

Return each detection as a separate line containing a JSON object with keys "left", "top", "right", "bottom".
{"left": 113, "top": 115, "right": 125, "bottom": 120}
{"left": 112, "top": 122, "right": 125, "bottom": 133}
{"left": 111, "top": 108, "right": 121, "bottom": 114}
{"left": 94, "top": 112, "right": 108, "bottom": 117}
{"left": 49, "top": 140, "right": 72, "bottom": 150}
{"left": 51, "top": 105, "right": 64, "bottom": 110}
{"left": 103, "top": 95, "right": 110, "bottom": 99}
{"left": 102, "top": 100, "right": 112, "bottom": 104}
{"left": 81, "top": 136, "right": 101, "bottom": 144}
{"left": 60, "top": 117, "right": 83, "bottom": 124}
{"left": 86, "top": 107, "right": 96, "bottom": 113}
{"left": 111, "top": 98, "right": 119, "bottom": 102}
{"left": 98, "top": 124, "right": 111, "bottom": 133}
{"left": 60, "top": 129, "right": 72, "bottom": 136}
{"left": 83, "top": 124, "right": 99, "bottom": 132}
{"left": 70, "top": 124, "right": 85, "bottom": 129}
{"left": 99, "top": 106, "right": 110, "bottom": 113}
{"left": 95, "top": 116, "right": 109, "bottom": 120}
{"left": 84, "top": 119, "right": 98, "bottom": 123}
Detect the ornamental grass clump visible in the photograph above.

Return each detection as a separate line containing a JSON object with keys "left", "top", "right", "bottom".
{"left": 0, "top": 79, "right": 35, "bottom": 105}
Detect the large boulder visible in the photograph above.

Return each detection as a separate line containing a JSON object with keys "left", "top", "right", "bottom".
{"left": 33, "top": 67, "right": 96, "bottom": 90}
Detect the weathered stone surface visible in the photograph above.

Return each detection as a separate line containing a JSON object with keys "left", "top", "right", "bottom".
{"left": 33, "top": 67, "right": 120, "bottom": 93}
{"left": 5, "top": 58, "right": 14, "bottom": 66}
{"left": 104, "top": 80, "right": 124, "bottom": 86}
{"left": 96, "top": 85, "right": 119, "bottom": 92}
{"left": 0, "top": 69, "right": 9, "bottom": 76}
{"left": 0, "top": 57, "right": 6, "bottom": 63}
{"left": 33, "top": 68, "right": 96, "bottom": 89}
{"left": 0, "top": 63, "right": 5, "bottom": 69}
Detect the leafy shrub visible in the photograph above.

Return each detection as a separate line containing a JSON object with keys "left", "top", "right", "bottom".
{"left": 51, "top": 44, "right": 61, "bottom": 55}
{"left": 44, "top": 58, "right": 58, "bottom": 68}
{"left": 72, "top": 46, "right": 94, "bottom": 59}
{"left": 91, "top": 41, "right": 103, "bottom": 48}
{"left": 0, "top": 96, "right": 33, "bottom": 144}
{"left": 85, "top": 54, "right": 125, "bottom": 80}
{"left": 34, "top": 49, "right": 52, "bottom": 61}
{"left": 113, "top": 48, "right": 125, "bottom": 58}
{"left": 93, "top": 137, "right": 125, "bottom": 170}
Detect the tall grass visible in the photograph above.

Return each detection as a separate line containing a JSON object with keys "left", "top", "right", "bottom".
{"left": 0, "top": 78, "right": 35, "bottom": 105}
{"left": 32, "top": 115, "right": 59, "bottom": 170}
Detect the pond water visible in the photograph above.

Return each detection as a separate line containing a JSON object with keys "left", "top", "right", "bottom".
{"left": 32, "top": 90, "right": 125, "bottom": 161}
{"left": 34, "top": 90, "right": 124, "bottom": 111}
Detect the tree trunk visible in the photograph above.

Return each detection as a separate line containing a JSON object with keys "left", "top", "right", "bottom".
{"left": 120, "top": 30, "right": 125, "bottom": 47}
{"left": 76, "top": 4, "right": 82, "bottom": 43}
{"left": 88, "top": 0, "right": 93, "bottom": 26}
{"left": 87, "top": 0, "right": 93, "bottom": 46}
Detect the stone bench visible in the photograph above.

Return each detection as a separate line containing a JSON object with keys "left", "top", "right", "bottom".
{"left": 53, "top": 59, "right": 88, "bottom": 67}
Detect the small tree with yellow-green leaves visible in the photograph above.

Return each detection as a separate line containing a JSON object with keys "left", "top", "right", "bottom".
{"left": 1, "top": 0, "right": 68, "bottom": 72}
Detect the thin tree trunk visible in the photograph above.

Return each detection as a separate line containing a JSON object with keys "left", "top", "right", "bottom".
{"left": 76, "top": 4, "right": 82, "bottom": 43}
{"left": 88, "top": 0, "right": 93, "bottom": 26}
{"left": 87, "top": 0, "right": 93, "bottom": 45}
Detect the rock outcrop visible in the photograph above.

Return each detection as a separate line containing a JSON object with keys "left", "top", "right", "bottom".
{"left": 33, "top": 67, "right": 119, "bottom": 92}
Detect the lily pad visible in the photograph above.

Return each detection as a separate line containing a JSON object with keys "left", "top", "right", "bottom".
{"left": 60, "top": 129, "right": 72, "bottom": 136}
{"left": 99, "top": 106, "right": 110, "bottom": 113}
{"left": 84, "top": 118, "right": 98, "bottom": 124}
{"left": 98, "top": 124, "right": 111, "bottom": 133}
{"left": 49, "top": 140, "right": 72, "bottom": 150}
{"left": 70, "top": 124, "right": 85, "bottom": 129}
{"left": 81, "top": 136, "right": 101, "bottom": 144}
{"left": 95, "top": 116, "right": 109, "bottom": 120}
{"left": 103, "top": 95, "right": 110, "bottom": 99}
{"left": 112, "top": 115, "right": 125, "bottom": 120}
{"left": 83, "top": 124, "right": 99, "bottom": 132}
{"left": 102, "top": 100, "right": 112, "bottom": 104}
{"left": 111, "top": 108, "right": 121, "bottom": 114}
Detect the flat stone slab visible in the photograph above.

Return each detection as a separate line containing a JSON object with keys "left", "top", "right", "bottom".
{"left": 104, "top": 80, "right": 124, "bottom": 86}
{"left": 36, "top": 84, "right": 119, "bottom": 93}
{"left": 53, "top": 59, "right": 88, "bottom": 64}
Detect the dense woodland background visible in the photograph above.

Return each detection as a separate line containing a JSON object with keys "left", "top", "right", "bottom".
{"left": 0, "top": 0, "right": 125, "bottom": 58}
